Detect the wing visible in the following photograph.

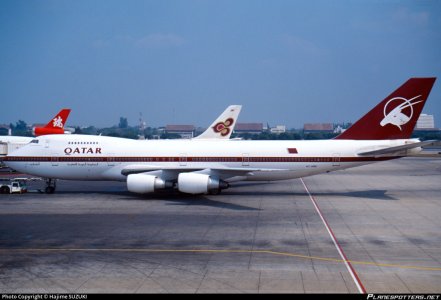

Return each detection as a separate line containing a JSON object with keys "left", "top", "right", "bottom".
{"left": 121, "top": 164, "right": 284, "bottom": 178}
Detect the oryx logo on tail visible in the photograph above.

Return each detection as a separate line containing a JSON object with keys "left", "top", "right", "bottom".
{"left": 335, "top": 77, "right": 435, "bottom": 140}
{"left": 380, "top": 95, "right": 424, "bottom": 131}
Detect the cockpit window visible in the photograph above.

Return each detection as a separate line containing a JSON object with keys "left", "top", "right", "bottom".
{"left": 30, "top": 139, "right": 39, "bottom": 144}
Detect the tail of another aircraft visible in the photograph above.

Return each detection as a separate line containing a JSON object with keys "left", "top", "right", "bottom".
{"left": 335, "top": 78, "right": 436, "bottom": 140}
{"left": 33, "top": 108, "right": 71, "bottom": 136}
{"left": 195, "top": 105, "right": 242, "bottom": 139}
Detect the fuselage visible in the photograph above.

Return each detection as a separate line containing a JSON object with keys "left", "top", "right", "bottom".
{"left": 0, "top": 136, "right": 34, "bottom": 144}
{"left": 3, "top": 134, "right": 415, "bottom": 182}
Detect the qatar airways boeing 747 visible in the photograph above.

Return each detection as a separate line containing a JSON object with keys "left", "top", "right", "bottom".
{"left": 3, "top": 78, "right": 437, "bottom": 194}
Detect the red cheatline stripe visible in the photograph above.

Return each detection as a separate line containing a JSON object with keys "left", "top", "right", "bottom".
{"left": 300, "top": 178, "right": 367, "bottom": 294}
{"left": 3, "top": 156, "right": 399, "bottom": 163}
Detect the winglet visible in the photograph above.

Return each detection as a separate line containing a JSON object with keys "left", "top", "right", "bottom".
{"left": 195, "top": 105, "right": 242, "bottom": 139}
{"left": 335, "top": 78, "right": 436, "bottom": 140}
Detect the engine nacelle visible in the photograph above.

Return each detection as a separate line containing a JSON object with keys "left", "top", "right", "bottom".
{"left": 127, "top": 174, "right": 166, "bottom": 194}
{"left": 178, "top": 173, "right": 228, "bottom": 194}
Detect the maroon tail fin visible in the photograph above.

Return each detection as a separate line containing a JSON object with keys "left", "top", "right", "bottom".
{"left": 335, "top": 78, "right": 436, "bottom": 140}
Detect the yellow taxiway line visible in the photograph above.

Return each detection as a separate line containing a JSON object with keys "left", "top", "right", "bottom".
{"left": 1, "top": 247, "right": 440, "bottom": 272}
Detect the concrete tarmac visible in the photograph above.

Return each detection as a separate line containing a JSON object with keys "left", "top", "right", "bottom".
{"left": 0, "top": 157, "right": 440, "bottom": 293}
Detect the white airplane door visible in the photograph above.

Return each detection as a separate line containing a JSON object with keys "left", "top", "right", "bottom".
{"left": 51, "top": 155, "right": 59, "bottom": 166}
{"left": 332, "top": 153, "right": 341, "bottom": 167}
{"left": 107, "top": 154, "right": 115, "bottom": 166}
{"left": 179, "top": 153, "right": 187, "bottom": 166}
{"left": 242, "top": 153, "right": 250, "bottom": 166}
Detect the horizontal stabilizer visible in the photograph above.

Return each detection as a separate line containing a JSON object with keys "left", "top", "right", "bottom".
{"left": 357, "top": 140, "right": 437, "bottom": 156}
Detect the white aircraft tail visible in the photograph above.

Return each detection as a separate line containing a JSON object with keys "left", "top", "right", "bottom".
{"left": 195, "top": 105, "right": 242, "bottom": 139}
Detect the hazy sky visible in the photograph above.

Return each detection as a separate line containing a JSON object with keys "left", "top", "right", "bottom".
{"left": 1, "top": 0, "right": 440, "bottom": 128}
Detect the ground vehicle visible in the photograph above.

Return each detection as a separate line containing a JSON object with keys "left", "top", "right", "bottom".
{"left": 0, "top": 180, "right": 27, "bottom": 194}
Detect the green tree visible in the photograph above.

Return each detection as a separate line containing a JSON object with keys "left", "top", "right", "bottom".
{"left": 118, "top": 117, "right": 128, "bottom": 129}
{"left": 15, "top": 120, "right": 27, "bottom": 130}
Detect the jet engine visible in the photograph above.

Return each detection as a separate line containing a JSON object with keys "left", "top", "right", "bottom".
{"left": 178, "top": 173, "right": 228, "bottom": 194}
{"left": 127, "top": 174, "right": 167, "bottom": 194}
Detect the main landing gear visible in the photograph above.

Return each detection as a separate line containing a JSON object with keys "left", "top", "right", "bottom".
{"left": 44, "top": 178, "right": 56, "bottom": 194}
{"left": 208, "top": 188, "right": 222, "bottom": 195}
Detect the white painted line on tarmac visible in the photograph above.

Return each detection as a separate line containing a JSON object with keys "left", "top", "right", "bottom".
{"left": 300, "top": 178, "right": 366, "bottom": 294}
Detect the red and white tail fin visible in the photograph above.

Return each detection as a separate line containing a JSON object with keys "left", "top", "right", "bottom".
{"left": 335, "top": 78, "right": 436, "bottom": 140}
{"left": 43, "top": 108, "right": 71, "bottom": 129}
{"left": 33, "top": 109, "right": 71, "bottom": 136}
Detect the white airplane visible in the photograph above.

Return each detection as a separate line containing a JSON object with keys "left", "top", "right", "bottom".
{"left": 3, "top": 78, "right": 437, "bottom": 194}
{"left": 1, "top": 105, "right": 238, "bottom": 152}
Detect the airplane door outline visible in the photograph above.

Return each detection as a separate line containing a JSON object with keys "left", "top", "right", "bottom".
{"left": 107, "top": 154, "right": 115, "bottom": 166}
{"left": 51, "top": 155, "right": 59, "bottom": 166}
{"left": 242, "top": 153, "right": 250, "bottom": 166}
{"left": 332, "top": 153, "right": 341, "bottom": 167}
{"left": 179, "top": 153, "right": 187, "bottom": 166}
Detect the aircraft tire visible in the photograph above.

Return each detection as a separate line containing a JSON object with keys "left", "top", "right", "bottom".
{"left": 208, "top": 188, "right": 222, "bottom": 195}
{"left": 0, "top": 186, "right": 10, "bottom": 194}
{"left": 45, "top": 186, "right": 55, "bottom": 194}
